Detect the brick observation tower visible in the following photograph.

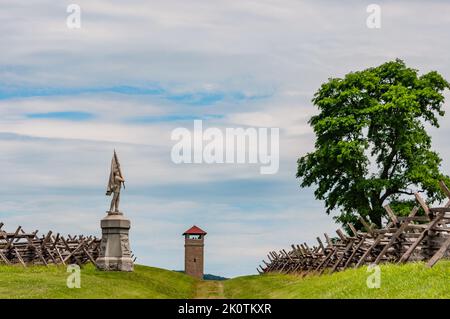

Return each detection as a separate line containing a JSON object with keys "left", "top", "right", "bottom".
{"left": 183, "top": 225, "right": 207, "bottom": 279}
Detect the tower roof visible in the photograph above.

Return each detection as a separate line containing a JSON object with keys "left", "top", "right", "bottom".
{"left": 183, "top": 225, "right": 207, "bottom": 235}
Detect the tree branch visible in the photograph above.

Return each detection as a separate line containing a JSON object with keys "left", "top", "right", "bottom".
{"left": 380, "top": 188, "right": 396, "bottom": 202}
{"left": 397, "top": 189, "right": 424, "bottom": 195}
{"left": 380, "top": 187, "right": 424, "bottom": 202}
{"left": 388, "top": 154, "right": 400, "bottom": 179}
{"left": 380, "top": 129, "right": 398, "bottom": 180}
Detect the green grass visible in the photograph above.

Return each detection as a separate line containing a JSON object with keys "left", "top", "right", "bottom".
{"left": 194, "top": 280, "right": 225, "bottom": 299}
{"left": 1, "top": 261, "right": 448, "bottom": 298}
{"left": 0, "top": 264, "right": 197, "bottom": 299}
{"left": 223, "top": 260, "right": 450, "bottom": 299}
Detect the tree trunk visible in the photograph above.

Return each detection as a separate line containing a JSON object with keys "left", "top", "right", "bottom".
{"left": 368, "top": 194, "right": 384, "bottom": 228}
{"left": 368, "top": 208, "right": 383, "bottom": 228}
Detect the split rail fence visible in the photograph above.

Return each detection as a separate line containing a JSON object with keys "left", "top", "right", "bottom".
{"left": 258, "top": 181, "right": 450, "bottom": 275}
{"left": 0, "top": 224, "right": 101, "bottom": 267}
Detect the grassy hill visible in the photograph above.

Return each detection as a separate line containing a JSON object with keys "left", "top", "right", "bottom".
{"left": 223, "top": 260, "right": 450, "bottom": 299}
{"left": 0, "top": 264, "right": 196, "bottom": 298}
{"left": 0, "top": 260, "right": 448, "bottom": 298}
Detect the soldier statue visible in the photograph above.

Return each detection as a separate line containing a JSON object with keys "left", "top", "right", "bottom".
{"left": 98, "top": 150, "right": 133, "bottom": 271}
{"left": 106, "top": 150, "right": 125, "bottom": 214}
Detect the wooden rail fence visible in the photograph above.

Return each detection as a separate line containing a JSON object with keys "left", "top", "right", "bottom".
{"left": 0, "top": 224, "right": 101, "bottom": 267}
{"left": 258, "top": 181, "right": 450, "bottom": 275}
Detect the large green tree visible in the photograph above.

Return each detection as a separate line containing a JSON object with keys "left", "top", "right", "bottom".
{"left": 297, "top": 59, "right": 450, "bottom": 228}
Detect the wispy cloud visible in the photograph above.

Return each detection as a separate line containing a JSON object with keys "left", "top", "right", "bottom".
{"left": 0, "top": 84, "right": 270, "bottom": 106}
{"left": 0, "top": 0, "right": 449, "bottom": 277}
{"left": 27, "top": 111, "right": 94, "bottom": 121}
{"left": 128, "top": 114, "right": 224, "bottom": 123}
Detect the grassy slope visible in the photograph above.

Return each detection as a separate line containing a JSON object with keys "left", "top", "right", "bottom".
{"left": 0, "top": 261, "right": 448, "bottom": 298}
{"left": 194, "top": 280, "right": 225, "bottom": 299}
{"left": 0, "top": 264, "right": 196, "bottom": 299}
{"left": 223, "top": 261, "right": 450, "bottom": 299}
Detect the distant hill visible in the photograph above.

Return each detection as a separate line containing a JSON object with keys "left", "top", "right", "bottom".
{"left": 174, "top": 270, "right": 228, "bottom": 281}
{"left": 203, "top": 274, "right": 228, "bottom": 281}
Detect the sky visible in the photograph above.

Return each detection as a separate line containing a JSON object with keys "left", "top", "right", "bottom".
{"left": 1, "top": 0, "right": 450, "bottom": 277}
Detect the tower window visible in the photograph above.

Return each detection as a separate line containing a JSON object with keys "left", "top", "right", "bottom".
{"left": 194, "top": 258, "right": 196, "bottom": 262}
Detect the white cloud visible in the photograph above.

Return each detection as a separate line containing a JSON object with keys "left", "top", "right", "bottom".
{"left": 1, "top": 0, "right": 449, "bottom": 277}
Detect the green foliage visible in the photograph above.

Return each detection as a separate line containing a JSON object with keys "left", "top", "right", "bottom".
{"left": 388, "top": 199, "right": 424, "bottom": 217}
{"left": 0, "top": 264, "right": 196, "bottom": 299}
{"left": 223, "top": 261, "right": 450, "bottom": 299}
{"left": 297, "top": 59, "right": 450, "bottom": 227}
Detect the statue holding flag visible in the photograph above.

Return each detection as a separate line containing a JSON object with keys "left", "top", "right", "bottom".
{"left": 97, "top": 149, "right": 134, "bottom": 271}
{"left": 106, "top": 150, "right": 125, "bottom": 214}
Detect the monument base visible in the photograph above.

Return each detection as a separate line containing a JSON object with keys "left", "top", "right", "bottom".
{"left": 96, "top": 212, "right": 134, "bottom": 272}
{"left": 96, "top": 256, "right": 134, "bottom": 271}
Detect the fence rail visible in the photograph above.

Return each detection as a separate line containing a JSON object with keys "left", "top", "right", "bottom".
{"left": 258, "top": 181, "right": 450, "bottom": 275}
{"left": 0, "top": 225, "right": 101, "bottom": 266}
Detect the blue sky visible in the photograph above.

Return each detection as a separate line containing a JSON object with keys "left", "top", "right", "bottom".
{"left": 1, "top": 0, "right": 450, "bottom": 277}
{"left": 27, "top": 111, "right": 94, "bottom": 121}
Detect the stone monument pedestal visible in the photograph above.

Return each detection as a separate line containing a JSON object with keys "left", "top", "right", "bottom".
{"left": 96, "top": 212, "right": 134, "bottom": 272}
